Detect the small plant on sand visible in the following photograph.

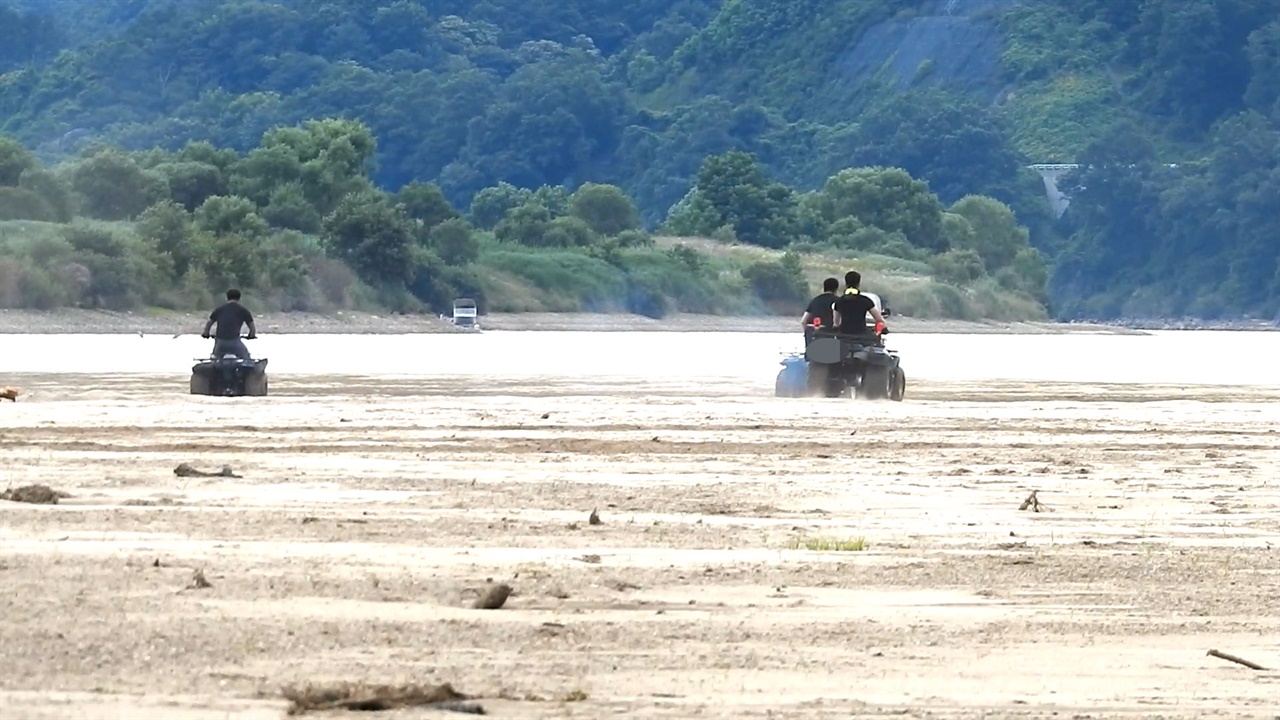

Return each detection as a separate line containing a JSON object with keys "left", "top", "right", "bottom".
{"left": 786, "top": 536, "right": 867, "bottom": 552}
{"left": 559, "top": 688, "right": 589, "bottom": 702}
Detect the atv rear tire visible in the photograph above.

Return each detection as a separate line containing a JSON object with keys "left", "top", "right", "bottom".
{"left": 806, "top": 364, "right": 848, "bottom": 398}
{"left": 243, "top": 373, "right": 268, "bottom": 397}
{"left": 861, "top": 366, "right": 892, "bottom": 400}
{"left": 889, "top": 367, "right": 906, "bottom": 402}
{"left": 806, "top": 363, "right": 828, "bottom": 397}
{"left": 190, "top": 372, "right": 211, "bottom": 396}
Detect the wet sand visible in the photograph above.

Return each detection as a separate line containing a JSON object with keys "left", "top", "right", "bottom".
{"left": 2, "top": 374, "right": 1279, "bottom": 718}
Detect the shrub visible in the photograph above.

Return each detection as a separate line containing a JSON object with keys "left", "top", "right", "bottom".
{"left": 741, "top": 252, "right": 806, "bottom": 306}
{"left": 929, "top": 248, "right": 987, "bottom": 285}
{"left": 483, "top": 249, "right": 625, "bottom": 310}
{"left": 0, "top": 187, "right": 56, "bottom": 222}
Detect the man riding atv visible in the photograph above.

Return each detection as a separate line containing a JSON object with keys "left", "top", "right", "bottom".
{"left": 832, "top": 271, "right": 887, "bottom": 337}
{"left": 202, "top": 288, "right": 257, "bottom": 359}
{"left": 800, "top": 277, "right": 840, "bottom": 345}
{"left": 800, "top": 270, "right": 903, "bottom": 399}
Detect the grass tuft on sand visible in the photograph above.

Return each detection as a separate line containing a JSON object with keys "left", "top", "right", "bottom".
{"left": 787, "top": 536, "right": 868, "bottom": 552}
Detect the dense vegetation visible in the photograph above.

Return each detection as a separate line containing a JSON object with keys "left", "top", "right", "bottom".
{"left": 0, "top": 0, "right": 1275, "bottom": 320}
{"left": 0, "top": 123, "right": 1046, "bottom": 320}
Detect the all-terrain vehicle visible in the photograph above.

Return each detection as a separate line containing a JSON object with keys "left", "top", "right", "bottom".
{"left": 190, "top": 339, "right": 268, "bottom": 397}
{"left": 775, "top": 293, "right": 905, "bottom": 401}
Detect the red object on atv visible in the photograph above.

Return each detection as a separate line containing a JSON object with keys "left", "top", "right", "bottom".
{"left": 875, "top": 321, "right": 886, "bottom": 334}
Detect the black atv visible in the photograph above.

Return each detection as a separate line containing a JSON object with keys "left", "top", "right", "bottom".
{"left": 190, "top": 339, "right": 268, "bottom": 397}
{"left": 799, "top": 327, "right": 905, "bottom": 401}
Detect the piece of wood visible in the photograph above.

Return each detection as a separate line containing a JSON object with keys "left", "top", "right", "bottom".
{"left": 1207, "top": 648, "right": 1268, "bottom": 670}
{"left": 174, "top": 463, "right": 242, "bottom": 478}
{"left": 1019, "top": 490, "right": 1043, "bottom": 512}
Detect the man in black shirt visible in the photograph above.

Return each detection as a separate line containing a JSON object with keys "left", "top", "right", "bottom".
{"left": 202, "top": 288, "right": 257, "bottom": 360}
{"left": 832, "top": 271, "right": 887, "bottom": 336}
{"left": 800, "top": 277, "right": 840, "bottom": 345}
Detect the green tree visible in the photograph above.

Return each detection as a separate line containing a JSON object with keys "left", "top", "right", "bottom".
{"left": 155, "top": 161, "right": 227, "bottom": 212}
{"left": 0, "top": 187, "right": 56, "bottom": 222}
{"left": 194, "top": 195, "right": 270, "bottom": 239}
{"left": 322, "top": 190, "right": 417, "bottom": 285}
{"left": 61, "top": 224, "right": 160, "bottom": 309}
{"left": 818, "top": 167, "right": 945, "bottom": 251}
{"left": 940, "top": 212, "right": 976, "bottom": 251}
{"left": 190, "top": 231, "right": 262, "bottom": 291}
{"left": 848, "top": 90, "right": 1024, "bottom": 205}
{"left": 530, "top": 185, "right": 571, "bottom": 217}
{"left": 570, "top": 182, "right": 640, "bottom": 236}
{"left": 429, "top": 218, "right": 480, "bottom": 266}
{"left": 470, "top": 182, "right": 531, "bottom": 229}
{"left": 0, "top": 137, "right": 36, "bottom": 186}
{"left": 494, "top": 201, "right": 552, "bottom": 245}
{"left": 947, "top": 195, "right": 1031, "bottom": 271}
{"left": 137, "top": 200, "right": 197, "bottom": 277}
{"left": 693, "top": 151, "right": 797, "bottom": 248}
{"left": 231, "top": 118, "right": 377, "bottom": 217}
{"left": 542, "top": 215, "right": 598, "bottom": 248}
{"left": 930, "top": 248, "right": 987, "bottom": 285}
{"left": 1245, "top": 20, "right": 1280, "bottom": 117}
{"left": 18, "top": 168, "right": 75, "bottom": 222}
{"left": 69, "top": 150, "right": 168, "bottom": 221}
{"left": 741, "top": 251, "right": 806, "bottom": 306}
{"left": 262, "top": 181, "right": 322, "bottom": 233}
{"left": 1000, "top": 246, "right": 1050, "bottom": 299}
{"left": 397, "top": 181, "right": 459, "bottom": 229}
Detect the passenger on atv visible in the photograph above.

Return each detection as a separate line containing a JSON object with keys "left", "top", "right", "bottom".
{"left": 202, "top": 288, "right": 258, "bottom": 360}
{"left": 800, "top": 277, "right": 840, "bottom": 346}
{"left": 832, "top": 270, "right": 887, "bottom": 339}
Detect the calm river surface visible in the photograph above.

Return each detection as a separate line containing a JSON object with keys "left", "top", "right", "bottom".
{"left": 0, "top": 330, "right": 1276, "bottom": 387}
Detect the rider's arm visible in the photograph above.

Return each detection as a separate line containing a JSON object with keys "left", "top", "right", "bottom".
{"left": 869, "top": 306, "right": 886, "bottom": 325}
{"left": 800, "top": 311, "right": 813, "bottom": 327}
{"left": 202, "top": 315, "right": 215, "bottom": 338}
{"left": 245, "top": 316, "right": 257, "bottom": 339}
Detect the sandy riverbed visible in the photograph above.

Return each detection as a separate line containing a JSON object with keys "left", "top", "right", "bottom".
{"left": 2, "top": 373, "right": 1279, "bottom": 719}
{"left": 0, "top": 308, "right": 1145, "bottom": 336}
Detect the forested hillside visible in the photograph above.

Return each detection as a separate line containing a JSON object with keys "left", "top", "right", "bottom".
{"left": 0, "top": 0, "right": 1276, "bottom": 320}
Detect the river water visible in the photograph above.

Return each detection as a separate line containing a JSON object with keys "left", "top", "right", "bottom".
{"left": 0, "top": 330, "right": 1276, "bottom": 387}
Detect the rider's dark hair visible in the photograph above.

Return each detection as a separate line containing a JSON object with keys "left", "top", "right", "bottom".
{"left": 844, "top": 271, "right": 861, "bottom": 289}
{"left": 226, "top": 288, "right": 241, "bottom": 301}
{"left": 823, "top": 277, "right": 839, "bottom": 292}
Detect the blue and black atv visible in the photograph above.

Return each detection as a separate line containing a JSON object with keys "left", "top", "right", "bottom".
{"left": 775, "top": 294, "right": 905, "bottom": 400}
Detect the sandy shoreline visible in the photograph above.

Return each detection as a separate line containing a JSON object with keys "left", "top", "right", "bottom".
{"left": 0, "top": 308, "right": 1153, "bottom": 335}
{"left": 1, "top": 374, "right": 1278, "bottom": 718}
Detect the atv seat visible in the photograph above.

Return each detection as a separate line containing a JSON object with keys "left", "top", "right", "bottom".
{"left": 805, "top": 330, "right": 886, "bottom": 365}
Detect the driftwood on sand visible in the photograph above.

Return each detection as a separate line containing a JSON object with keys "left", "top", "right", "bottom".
{"left": 1, "top": 485, "right": 70, "bottom": 504}
{"left": 282, "top": 681, "right": 484, "bottom": 715}
{"left": 173, "top": 463, "right": 242, "bottom": 478}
